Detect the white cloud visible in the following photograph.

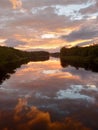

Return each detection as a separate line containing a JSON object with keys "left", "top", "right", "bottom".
{"left": 41, "top": 34, "right": 59, "bottom": 39}
{"left": 55, "top": 84, "right": 97, "bottom": 102}
{"left": 0, "top": 0, "right": 98, "bottom": 50}
{"left": 54, "top": 1, "right": 96, "bottom": 20}
{"left": 43, "top": 69, "right": 60, "bottom": 74}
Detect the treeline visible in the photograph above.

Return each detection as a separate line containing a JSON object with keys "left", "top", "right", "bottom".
{"left": 50, "top": 52, "right": 60, "bottom": 58}
{"left": 0, "top": 46, "right": 49, "bottom": 65}
{"left": 60, "top": 45, "right": 98, "bottom": 72}
{"left": 0, "top": 46, "right": 49, "bottom": 83}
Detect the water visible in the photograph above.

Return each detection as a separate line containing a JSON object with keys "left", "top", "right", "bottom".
{"left": 0, "top": 58, "right": 98, "bottom": 130}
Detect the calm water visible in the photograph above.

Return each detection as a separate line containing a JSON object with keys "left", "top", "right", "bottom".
{"left": 0, "top": 58, "right": 98, "bottom": 130}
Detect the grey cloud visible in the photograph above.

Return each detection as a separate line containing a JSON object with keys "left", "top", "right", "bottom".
{"left": 0, "top": 0, "right": 88, "bottom": 12}
{"left": 0, "top": 0, "right": 93, "bottom": 34}
{"left": 7, "top": 8, "right": 70, "bottom": 31}
{"left": 23, "top": 0, "right": 88, "bottom": 8}
{"left": 77, "top": 40, "right": 98, "bottom": 46}
{"left": 0, "top": 0, "right": 98, "bottom": 50}
{"left": 5, "top": 38, "right": 27, "bottom": 47}
{"left": 62, "top": 26, "right": 98, "bottom": 42}
{"left": 77, "top": 40, "right": 93, "bottom": 46}
{"left": 79, "top": 1, "right": 98, "bottom": 15}
{"left": 0, "top": 0, "right": 11, "bottom": 8}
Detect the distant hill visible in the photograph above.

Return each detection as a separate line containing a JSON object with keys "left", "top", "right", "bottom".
{"left": 50, "top": 52, "right": 60, "bottom": 58}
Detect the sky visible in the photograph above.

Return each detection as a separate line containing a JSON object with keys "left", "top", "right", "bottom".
{"left": 0, "top": 0, "right": 98, "bottom": 52}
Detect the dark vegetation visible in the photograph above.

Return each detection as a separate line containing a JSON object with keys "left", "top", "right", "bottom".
{"left": 1, "top": 44, "right": 98, "bottom": 84}
{"left": 50, "top": 52, "right": 60, "bottom": 58}
{"left": 0, "top": 46, "right": 49, "bottom": 84}
{"left": 60, "top": 45, "right": 98, "bottom": 72}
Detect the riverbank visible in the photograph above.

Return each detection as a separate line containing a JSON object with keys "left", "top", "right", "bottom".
{"left": 0, "top": 46, "right": 49, "bottom": 83}
{"left": 60, "top": 45, "right": 98, "bottom": 72}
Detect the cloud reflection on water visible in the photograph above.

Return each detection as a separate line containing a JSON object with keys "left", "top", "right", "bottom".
{"left": 0, "top": 58, "right": 98, "bottom": 129}
{"left": 0, "top": 98, "right": 91, "bottom": 130}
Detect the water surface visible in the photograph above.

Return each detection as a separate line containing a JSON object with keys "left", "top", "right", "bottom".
{"left": 0, "top": 58, "right": 98, "bottom": 130}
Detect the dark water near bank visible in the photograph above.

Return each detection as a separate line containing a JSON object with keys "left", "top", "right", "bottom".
{"left": 0, "top": 58, "right": 98, "bottom": 130}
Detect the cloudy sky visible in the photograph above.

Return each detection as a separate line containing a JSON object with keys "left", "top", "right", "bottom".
{"left": 0, "top": 0, "right": 98, "bottom": 52}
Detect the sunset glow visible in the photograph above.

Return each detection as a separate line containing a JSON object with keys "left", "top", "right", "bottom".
{"left": 1, "top": 1, "right": 98, "bottom": 129}
{"left": 0, "top": 0, "right": 98, "bottom": 51}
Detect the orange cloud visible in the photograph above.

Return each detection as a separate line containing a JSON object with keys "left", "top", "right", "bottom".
{"left": 9, "top": 0, "right": 22, "bottom": 9}
{"left": 0, "top": 98, "right": 91, "bottom": 130}
{"left": 15, "top": 38, "right": 66, "bottom": 51}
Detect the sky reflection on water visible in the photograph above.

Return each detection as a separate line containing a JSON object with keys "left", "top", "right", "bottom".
{"left": 0, "top": 58, "right": 98, "bottom": 130}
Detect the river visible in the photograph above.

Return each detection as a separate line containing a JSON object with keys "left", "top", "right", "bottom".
{"left": 0, "top": 58, "right": 98, "bottom": 130}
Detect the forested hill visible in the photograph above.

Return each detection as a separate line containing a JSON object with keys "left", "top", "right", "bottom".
{"left": 61, "top": 45, "right": 98, "bottom": 57}
{"left": 0, "top": 46, "right": 49, "bottom": 65}
{"left": 0, "top": 46, "right": 49, "bottom": 83}
{"left": 60, "top": 45, "right": 98, "bottom": 72}
{"left": 60, "top": 45, "right": 98, "bottom": 63}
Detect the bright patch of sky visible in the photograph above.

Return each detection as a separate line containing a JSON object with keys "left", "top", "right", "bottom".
{"left": 43, "top": 69, "right": 60, "bottom": 74}
{"left": 86, "top": 12, "right": 98, "bottom": 20}
{"left": 0, "top": 39, "right": 6, "bottom": 43}
{"left": 41, "top": 34, "right": 59, "bottom": 39}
